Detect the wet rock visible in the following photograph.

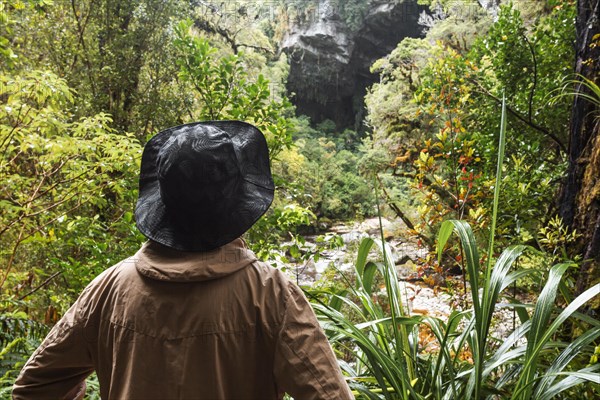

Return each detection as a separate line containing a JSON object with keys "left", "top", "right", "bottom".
{"left": 357, "top": 217, "right": 394, "bottom": 236}
{"left": 396, "top": 260, "right": 417, "bottom": 280}
{"left": 391, "top": 239, "right": 429, "bottom": 264}
{"left": 280, "top": 0, "right": 425, "bottom": 129}
{"left": 398, "top": 281, "right": 453, "bottom": 318}
{"left": 340, "top": 230, "right": 368, "bottom": 244}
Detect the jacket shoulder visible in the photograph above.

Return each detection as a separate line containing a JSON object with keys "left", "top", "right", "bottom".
{"left": 248, "top": 260, "right": 299, "bottom": 297}
{"left": 74, "top": 257, "right": 137, "bottom": 315}
{"left": 247, "top": 260, "right": 315, "bottom": 317}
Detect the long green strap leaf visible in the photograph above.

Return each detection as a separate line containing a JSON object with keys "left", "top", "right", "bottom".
{"left": 534, "top": 327, "right": 600, "bottom": 398}
{"left": 514, "top": 263, "right": 571, "bottom": 399}
{"left": 514, "top": 279, "right": 600, "bottom": 400}
{"left": 486, "top": 92, "right": 507, "bottom": 272}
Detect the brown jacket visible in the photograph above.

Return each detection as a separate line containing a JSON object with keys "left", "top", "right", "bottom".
{"left": 13, "top": 239, "right": 353, "bottom": 400}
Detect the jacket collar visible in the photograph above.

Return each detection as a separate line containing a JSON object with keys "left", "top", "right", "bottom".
{"left": 134, "top": 238, "right": 257, "bottom": 282}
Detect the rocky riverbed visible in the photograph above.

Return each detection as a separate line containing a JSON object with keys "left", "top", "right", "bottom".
{"left": 282, "top": 217, "right": 526, "bottom": 340}
{"left": 282, "top": 217, "right": 447, "bottom": 316}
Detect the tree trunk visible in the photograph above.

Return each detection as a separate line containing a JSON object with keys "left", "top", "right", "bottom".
{"left": 559, "top": 0, "right": 600, "bottom": 295}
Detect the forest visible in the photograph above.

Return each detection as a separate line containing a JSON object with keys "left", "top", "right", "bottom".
{"left": 1, "top": 0, "right": 599, "bottom": 398}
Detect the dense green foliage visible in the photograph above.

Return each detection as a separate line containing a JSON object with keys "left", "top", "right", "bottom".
{"left": 288, "top": 119, "right": 374, "bottom": 219}
{"left": 0, "top": 70, "right": 142, "bottom": 303}
{"left": 0, "top": 0, "right": 304, "bottom": 391}
{"left": 1, "top": 0, "right": 598, "bottom": 398}
{"left": 346, "top": 1, "right": 598, "bottom": 397}
{"left": 364, "top": 0, "right": 577, "bottom": 278}
{"left": 313, "top": 102, "right": 599, "bottom": 398}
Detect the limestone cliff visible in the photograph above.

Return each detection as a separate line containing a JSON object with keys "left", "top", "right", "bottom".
{"left": 280, "top": 0, "right": 425, "bottom": 130}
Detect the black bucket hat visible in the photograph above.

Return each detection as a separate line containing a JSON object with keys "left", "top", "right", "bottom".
{"left": 135, "top": 121, "right": 274, "bottom": 251}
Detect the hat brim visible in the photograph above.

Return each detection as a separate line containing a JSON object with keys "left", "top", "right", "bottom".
{"left": 135, "top": 121, "right": 274, "bottom": 252}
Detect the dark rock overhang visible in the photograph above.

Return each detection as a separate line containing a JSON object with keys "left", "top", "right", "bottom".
{"left": 281, "top": 0, "right": 426, "bottom": 131}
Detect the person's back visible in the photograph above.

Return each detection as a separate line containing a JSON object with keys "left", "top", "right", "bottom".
{"left": 13, "top": 121, "right": 353, "bottom": 399}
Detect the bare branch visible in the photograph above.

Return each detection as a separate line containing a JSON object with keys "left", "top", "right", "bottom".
{"left": 19, "top": 271, "right": 62, "bottom": 301}
{"left": 471, "top": 80, "right": 567, "bottom": 153}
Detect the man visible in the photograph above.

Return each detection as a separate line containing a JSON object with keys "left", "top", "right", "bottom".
{"left": 13, "top": 121, "right": 353, "bottom": 399}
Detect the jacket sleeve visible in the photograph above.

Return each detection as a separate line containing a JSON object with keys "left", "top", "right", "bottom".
{"left": 273, "top": 282, "right": 354, "bottom": 400}
{"left": 12, "top": 297, "right": 94, "bottom": 400}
